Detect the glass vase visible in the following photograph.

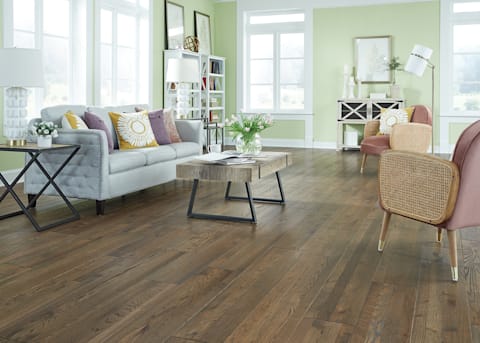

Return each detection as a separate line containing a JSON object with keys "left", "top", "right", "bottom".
{"left": 235, "top": 133, "right": 262, "bottom": 155}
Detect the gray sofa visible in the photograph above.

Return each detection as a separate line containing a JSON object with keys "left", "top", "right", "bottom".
{"left": 24, "top": 104, "right": 202, "bottom": 214}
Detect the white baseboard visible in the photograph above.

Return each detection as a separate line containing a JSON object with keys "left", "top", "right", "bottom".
{"left": 0, "top": 168, "right": 23, "bottom": 184}
{"left": 312, "top": 141, "right": 337, "bottom": 149}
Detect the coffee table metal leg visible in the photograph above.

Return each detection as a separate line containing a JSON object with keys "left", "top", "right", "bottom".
{"left": 187, "top": 179, "right": 256, "bottom": 223}
{"left": 225, "top": 171, "right": 286, "bottom": 204}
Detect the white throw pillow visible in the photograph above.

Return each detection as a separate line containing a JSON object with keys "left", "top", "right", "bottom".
{"left": 379, "top": 108, "right": 408, "bottom": 134}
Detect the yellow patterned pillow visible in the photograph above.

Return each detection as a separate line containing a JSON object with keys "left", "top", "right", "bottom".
{"left": 62, "top": 111, "right": 88, "bottom": 129}
{"left": 109, "top": 111, "right": 159, "bottom": 150}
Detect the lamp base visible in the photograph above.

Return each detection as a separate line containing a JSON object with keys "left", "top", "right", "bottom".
{"left": 6, "top": 139, "right": 27, "bottom": 147}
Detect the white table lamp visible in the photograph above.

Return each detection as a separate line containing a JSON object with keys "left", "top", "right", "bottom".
{"left": 404, "top": 44, "right": 435, "bottom": 153}
{"left": 0, "top": 48, "right": 44, "bottom": 146}
{"left": 165, "top": 58, "right": 200, "bottom": 119}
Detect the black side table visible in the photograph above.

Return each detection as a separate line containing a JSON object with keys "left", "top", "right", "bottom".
{"left": 0, "top": 143, "right": 81, "bottom": 231}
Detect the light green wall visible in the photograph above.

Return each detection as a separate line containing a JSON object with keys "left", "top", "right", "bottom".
{"left": 262, "top": 120, "right": 305, "bottom": 140}
{"left": 214, "top": 1, "right": 236, "bottom": 118}
{"left": 314, "top": 1, "right": 440, "bottom": 144}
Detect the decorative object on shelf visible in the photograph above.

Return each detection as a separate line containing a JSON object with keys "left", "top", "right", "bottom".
{"left": 184, "top": 36, "right": 199, "bottom": 52}
{"left": 166, "top": 1, "right": 185, "bottom": 49}
{"left": 33, "top": 121, "right": 58, "bottom": 148}
{"left": 342, "top": 64, "right": 350, "bottom": 98}
{"left": 354, "top": 35, "right": 392, "bottom": 83}
{"left": 348, "top": 76, "right": 356, "bottom": 98}
{"left": 226, "top": 113, "right": 273, "bottom": 155}
{"left": 386, "top": 56, "right": 403, "bottom": 98}
{"left": 0, "top": 48, "right": 44, "bottom": 146}
{"left": 165, "top": 57, "right": 200, "bottom": 119}
{"left": 194, "top": 11, "right": 211, "bottom": 55}
{"left": 404, "top": 44, "right": 435, "bottom": 153}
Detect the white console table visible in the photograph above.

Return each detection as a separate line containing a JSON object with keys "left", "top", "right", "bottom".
{"left": 337, "top": 98, "right": 404, "bottom": 150}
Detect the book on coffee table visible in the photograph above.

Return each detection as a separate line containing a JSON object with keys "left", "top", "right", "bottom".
{"left": 194, "top": 153, "right": 255, "bottom": 165}
{"left": 214, "top": 157, "right": 256, "bottom": 165}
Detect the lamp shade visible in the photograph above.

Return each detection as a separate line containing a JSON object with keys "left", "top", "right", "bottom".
{"left": 404, "top": 44, "right": 433, "bottom": 77}
{"left": 165, "top": 58, "right": 200, "bottom": 83}
{"left": 0, "top": 48, "right": 44, "bottom": 88}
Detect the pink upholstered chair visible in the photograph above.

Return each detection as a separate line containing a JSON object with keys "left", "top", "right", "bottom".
{"left": 360, "top": 105, "right": 433, "bottom": 173}
{"left": 377, "top": 120, "right": 480, "bottom": 281}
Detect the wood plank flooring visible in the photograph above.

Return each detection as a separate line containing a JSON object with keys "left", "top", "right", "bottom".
{"left": 0, "top": 148, "right": 477, "bottom": 342}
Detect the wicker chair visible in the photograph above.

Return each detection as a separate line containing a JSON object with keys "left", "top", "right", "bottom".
{"left": 360, "top": 105, "right": 433, "bottom": 173}
{"left": 377, "top": 120, "right": 480, "bottom": 281}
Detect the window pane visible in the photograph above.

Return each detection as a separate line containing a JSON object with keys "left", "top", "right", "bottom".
{"left": 250, "top": 85, "right": 273, "bottom": 109}
{"left": 250, "top": 60, "right": 273, "bottom": 84}
{"left": 139, "top": 0, "right": 149, "bottom": 9}
{"left": 101, "top": 79, "right": 112, "bottom": 105}
{"left": 14, "top": 31, "right": 35, "bottom": 48}
{"left": 117, "top": 79, "right": 135, "bottom": 104}
{"left": 101, "top": 10, "right": 112, "bottom": 44}
{"left": 44, "top": 0, "right": 69, "bottom": 37}
{"left": 280, "top": 59, "right": 304, "bottom": 84}
{"left": 454, "top": 2, "right": 480, "bottom": 13}
{"left": 454, "top": 25, "right": 480, "bottom": 53}
{"left": 280, "top": 86, "right": 304, "bottom": 109}
{"left": 280, "top": 33, "right": 304, "bottom": 58}
{"left": 117, "top": 47, "right": 135, "bottom": 79}
{"left": 250, "top": 13, "right": 304, "bottom": 24}
{"left": 13, "top": 0, "right": 34, "bottom": 32}
{"left": 250, "top": 35, "right": 273, "bottom": 59}
{"left": 101, "top": 44, "right": 112, "bottom": 78}
{"left": 118, "top": 14, "right": 136, "bottom": 47}
{"left": 43, "top": 36, "right": 69, "bottom": 105}
{"left": 453, "top": 54, "right": 480, "bottom": 111}
{"left": 139, "top": 18, "right": 149, "bottom": 103}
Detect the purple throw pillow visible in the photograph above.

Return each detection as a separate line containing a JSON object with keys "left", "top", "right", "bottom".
{"left": 135, "top": 108, "right": 172, "bottom": 145}
{"left": 84, "top": 111, "right": 114, "bottom": 153}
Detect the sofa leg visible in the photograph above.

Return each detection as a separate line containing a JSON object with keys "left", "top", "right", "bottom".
{"left": 28, "top": 194, "right": 37, "bottom": 208}
{"left": 96, "top": 200, "right": 105, "bottom": 215}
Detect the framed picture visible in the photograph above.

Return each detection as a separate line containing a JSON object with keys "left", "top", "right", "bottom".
{"left": 194, "top": 11, "right": 211, "bottom": 55}
{"left": 354, "top": 36, "right": 392, "bottom": 83}
{"left": 166, "top": 1, "right": 184, "bottom": 49}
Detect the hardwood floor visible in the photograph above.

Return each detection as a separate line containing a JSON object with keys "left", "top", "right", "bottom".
{"left": 0, "top": 148, "right": 477, "bottom": 342}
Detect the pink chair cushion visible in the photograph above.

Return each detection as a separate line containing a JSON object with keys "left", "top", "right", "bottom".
{"left": 360, "top": 134, "right": 390, "bottom": 155}
{"left": 443, "top": 120, "right": 480, "bottom": 230}
{"left": 410, "top": 105, "right": 433, "bottom": 125}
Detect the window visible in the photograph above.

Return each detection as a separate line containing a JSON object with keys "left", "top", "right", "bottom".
{"left": 4, "top": 0, "right": 87, "bottom": 113}
{"left": 245, "top": 11, "right": 306, "bottom": 113}
{"left": 96, "top": 0, "right": 150, "bottom": 105}
{"left": 442, "top": 0, "right": 480, "bottom": 114}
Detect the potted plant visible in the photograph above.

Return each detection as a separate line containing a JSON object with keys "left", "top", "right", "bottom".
{"left": 226, "top": 113, "right": 273, "bottom": 155}
{"left": 387, "top": 57, "right": 402, "bottom": 98}
{"left": 33, "top": 121, "right": 58, "bottom": 148}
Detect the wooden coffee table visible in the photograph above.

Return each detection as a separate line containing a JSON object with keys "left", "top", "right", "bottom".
{"left": 176, "top": 151, "right": 292, "bottom": 223}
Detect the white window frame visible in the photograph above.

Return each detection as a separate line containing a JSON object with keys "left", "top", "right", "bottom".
{"left": 440, "top": 0, "right": 480, "bottom": 117}
{"left": 3, "top": 0, "right": 87, "bottom": 112}
{"left": 94, "top": 0, "right": 152, "bottom": 106}
{"left": 244, "top": 10, "right": 309, "bottom": 114}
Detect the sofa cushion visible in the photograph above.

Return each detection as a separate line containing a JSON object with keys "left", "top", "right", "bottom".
{"left": 84, "top": 111, "right": 114, "bottom": 154}
{"left": 109, "top": 111, "right": 159, "bottom": 150}
{"left": 135, "top": 146, "right": 177, "bottom": 165}
{"left": 62, "top": 111, "right": 89, "bottom": 129}
{"left": 41, "top": 105, "right": 87, "bottom": 127}
{"left": 135, "top": 108, "right": 172, "bottom": 145}
{"left": 170, "top": 142, "right": 202, "bottom": 158}
{"left": 163, "top": 109, "right": 182, "bottom": 143}
{"left": 109, "top": 150, "right": 146, "bottom": 174}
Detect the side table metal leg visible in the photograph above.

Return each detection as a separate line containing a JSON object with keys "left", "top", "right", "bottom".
{"left": 245, "top": 182, "right": 257, "bottom": 223}
{"left": 187, "top": 179, "right": 199, "bottom": 217}
{"left": 225, "top": 181, "right": 232, "bottom": 199}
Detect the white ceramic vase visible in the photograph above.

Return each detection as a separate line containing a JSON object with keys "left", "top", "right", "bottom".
{"left": 37, "top": 135, "right": 52, "bottom": 148}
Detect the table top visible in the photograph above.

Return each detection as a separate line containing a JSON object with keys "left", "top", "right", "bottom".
{"left": 176, "top": 151, "right": 292, "bottom": 183}
{"left": 0, "top": 143, "right": 80, "bottom": 153}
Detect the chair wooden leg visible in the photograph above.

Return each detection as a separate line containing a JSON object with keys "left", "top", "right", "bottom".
{"left": 447, "top": 230, "right": 458, "bottom": 282}
{"left": 378, "top": 211, "right": 391, "bottom": 252}
{"left": 436, "top": 228, "right": 443, "bottom": 243}
{"left": 360, "top": 153, "right": 367, "bottom": 174}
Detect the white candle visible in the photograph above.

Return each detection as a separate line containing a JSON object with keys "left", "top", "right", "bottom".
{"left": 344, "top": 64, "right": 349, "bottom": 74}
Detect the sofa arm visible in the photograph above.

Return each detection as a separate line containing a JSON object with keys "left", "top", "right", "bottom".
{"left": 364, "top": 120, "right": 380, "bottom": 138}
{"left": 379, "top": 150, "right": 459, "bottom": 224}
{"left": 175, "top": 120, "right": 202, "bottom": 144}
{"left": 24, "top": 129, "right": 110, "bottom": 200}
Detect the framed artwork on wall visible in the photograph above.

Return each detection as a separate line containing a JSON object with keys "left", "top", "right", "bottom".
{"left": 354, "top": 36, "right": 392, "bottom": 83}
{"left": 194, "top": 11, "right": 211, "bottom": 55}
{"left": 166, "top": 1, "right": 184, "bottom": 49}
